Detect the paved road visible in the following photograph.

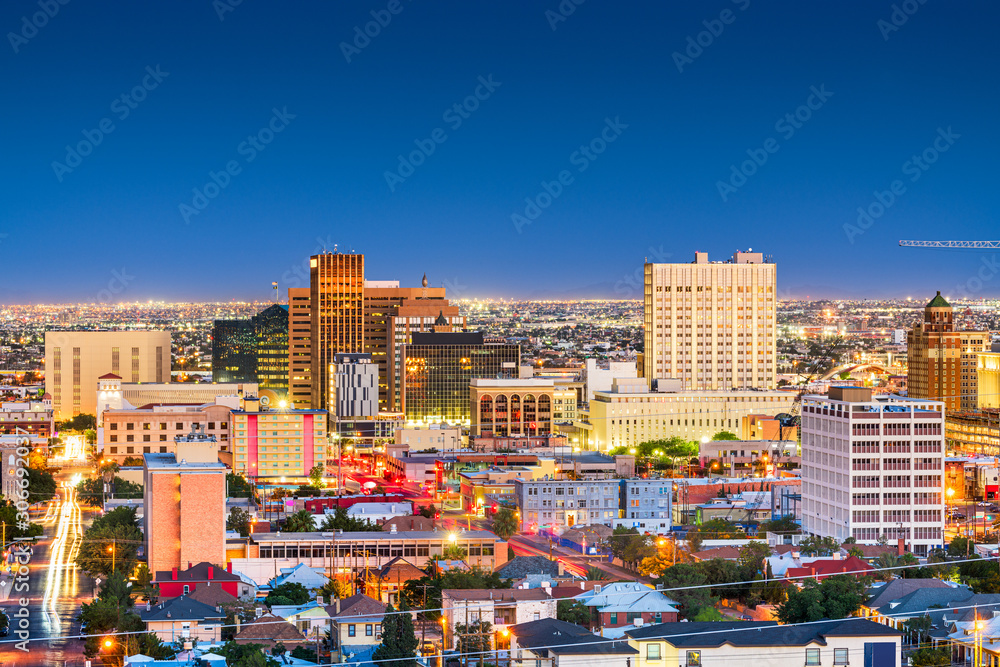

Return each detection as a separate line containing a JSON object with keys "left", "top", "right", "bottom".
{"left": 0, "top": 470, "right": 95, "bottom": 667}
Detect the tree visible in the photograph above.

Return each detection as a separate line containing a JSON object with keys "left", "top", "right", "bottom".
{"left": 909, "top": 648, "right": 950, "bottom": 667}
{"left": 226, "top": 473, "right": 256, "bottom": 499}
{"left": 26, "top": 466, "right": 56, "bottom": 504}
{"left": 121, "top": 456, "right": 144, "bottom": 466}
{"left": 638, "top": 554, "right": 674, "bottom": 577}
{"left": 585, "top": 566, "right": 609, "bottom": 581}
{"left": 903, "top": 615, "right": 932, "bottom": 646}
{"left": 84, "top": 428, "right": 97, "bottom": 445}
{"left": 134, "top": 564, "right": 157, "bottom": 603}
{"left": 319, "top": 507, "right": 382, "bottom": 532}
{"left": 798, "top": 535, "right": 840, "bottom": 556}
{"left": 557, "top": 599, "right": 591, "bottom": 626}
{"left": 776, "top": 576, "right": 865, "bottom": 623}
{"left": 692, "top": 606, "right": 726, "bottom": 621}
{"left": 282, "top": 509, "right": 316, "bottom": 533}
{"left": 401, "top": 568, "right": 511, "bottom": 620}
{"left": 265, "top": 582, "right": 310, "bottom": 607}
{"left": 75, "top": 506, "right": 142, "bottom": 577}
{"left": 418, "top": 504, "right": 437, "bottom": 519}
{"left": 78, "top": 571, "right": 168, "bottom": 666}
{"left": 455, "top": 620, "right": 492, "bottom": 657}
{"left": 655, "top": 563, "right": 714, "bottom": 619}
{"left": 77, "top": 475, "right": 142, "bottom": 507}
{"left": 228, "top": 507, "right": 252, "bottom": 538}
{"left": 373, "top": 602, "right": 419, "bottom": 667}
{"left": 318, "top": 578, "right": 352, "bottom": 601}
{"left": 443, "top": 543, "right": 468, "bottom": 561}
{"left": 686, "top": 519, "right": 746, "bottom": 552}
{"left": 491, "top": 507, "right": 518, "bottom": 540}
{"left": 711, "top": 431, "right": 739, "bottom": 441}
{"left": 57, "top": 413, "right": 96, "bottom": 431}
{"left": 0, "top": 499, "right": 42, "bottom": 539}
{"left": 758, "top": 515, "right": 800, "bottom": 535}
{"left": 217, "top": 641, "right": 280, "bottom": 667}
{"left": 309, "top": 464, "right": 325, "bottom": 488}
{"left": 698, "top": 558, "right": 742, "bottom": 599}
{"left": 949, "top": 535, "right": 974, "bottom": 557}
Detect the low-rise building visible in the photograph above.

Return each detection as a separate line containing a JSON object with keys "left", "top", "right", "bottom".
{"left": 234, "top": 612, "right": 309, "bottom": 649}
{"left": 514, "top": 478, "right": 622, "bottom": 532}
{"left": 576, "top": 582, "right": 678, "bottom": 628}
{"left": 267, "top": 563, "right": 329, "bottom": 592}
{"left": 509, "top": 618, "right": 637, "bottom": 667}
{"left": 327, "top": 594, "right": 386, "bottom": 665}
{"left": 154, "top": 561, "right": 254, "bottom": 600}
{"left": 230, "top": 394, "right": 328, "bottom": 483}
{"left": 620, "top": 479, "right": 673, "bottom": 533}
{"left": 0, "top": 400, "right": 53, "bottom": 444}
{"left": 101, "top": 401, "right": 232, "bottom": 463}
{"left": 139, "top": 596, "right": 225, "bottom": 645}
{"left": 442, "top": 589, "right": 556, "bottom": 647}
{"left": 394, "top": 426, "right": 463, "bottom": 452}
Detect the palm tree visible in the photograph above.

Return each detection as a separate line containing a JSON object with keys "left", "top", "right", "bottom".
{"left": 491, "top": 508, "right": 518, "bottom": 540}
{"left": 283, "top": 509, "right": 316, "bottom": 533}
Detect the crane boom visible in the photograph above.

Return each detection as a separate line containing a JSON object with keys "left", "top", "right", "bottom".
{"left": 899, "top": 240, "right": 1000, "bottom": 249}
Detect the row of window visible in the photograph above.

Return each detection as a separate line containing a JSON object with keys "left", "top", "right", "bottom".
{"left": 110, "top": 422, "right": 225, "bottom": 430}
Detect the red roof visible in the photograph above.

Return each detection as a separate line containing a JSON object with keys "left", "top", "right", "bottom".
{"left": 99, "top": 373, "right": 122, "bottom": 379}
{"left": 785, "top": 555, "right": 873, "bottom": 581}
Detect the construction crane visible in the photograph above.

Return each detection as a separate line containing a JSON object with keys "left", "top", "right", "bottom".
{"left": 900, "top": 240, "right": 1000, "bottom": 249}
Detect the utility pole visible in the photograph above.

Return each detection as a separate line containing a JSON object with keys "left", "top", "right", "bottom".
{"left": 419, "top": 583, "right": 432, "bottom": 655}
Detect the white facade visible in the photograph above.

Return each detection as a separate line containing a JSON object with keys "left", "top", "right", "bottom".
{"left": 587, "top": 381, "right": 794, "bottom": 450}
{"left": 329, "top": 353, "right": 378, "bottom": 419}
{"left": 584, "top": 359, "right": 638, "bottom": 403}
{"left": 394, "top": 426, "right": 462, "bottom": 452}
{"left": 643, "top": 250, "right": 777, "bottom": 390}
{"left": 801, "top": 389, "right": 945, "bottom": 556}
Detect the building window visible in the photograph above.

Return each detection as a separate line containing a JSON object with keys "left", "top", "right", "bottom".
{"left": 686, "top": 651, "right": 701, "bottom": 667}
{"left": 806, "top": 649, "right": 821, "bottom": 666}
{"left": 834, "top": 649, "right": 848, "bottom": 665}
{"left": 348, "top": 625, "right": 356, "bottom": 637}
{"left": 183, "top": 585, "right": 189, "bottom": 594}
{"left": 647, "top": 644, "right": 661, "bottom": 660}
{"left": 366, "top": 624, "right": 373, "bottom": 636}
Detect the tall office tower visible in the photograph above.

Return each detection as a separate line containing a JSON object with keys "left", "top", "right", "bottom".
{"left": 800, "top": 386, "right": 945, "bottom": 557}
{"left": 364, "top": 275, "right": 464, "bottom": 412}
{"left": 45, "top": 330, "right": 172, "bottom": 418}
{"left": 330, "top": 353, "right": 378, "bottom": 419}
{"left": 310, "top": 252, "right": 365, "bottom": 411}
{"left": 288, "top": 287, "right": 312, "bottom": 408}
{"left": 907, "top": 292, "right": 989, "bottom": 413}
{"left": 402, "top": 332, "right": 520, "bottom": 426}
{"left": 211, "top": 304, "right": 289, "bottom": 397}
{"left": 643, "top": 250, "right": 777, "bottom": 390}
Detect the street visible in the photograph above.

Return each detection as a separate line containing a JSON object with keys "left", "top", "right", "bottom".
{"left": 0, "top": 468, "right": 95, "bottom": 667}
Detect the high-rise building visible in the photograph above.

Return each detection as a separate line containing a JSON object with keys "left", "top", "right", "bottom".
{"left": 907, "top": 292, "right": 989, "bottom": 413}
{"left": 45, "top": 330, "right": 172, "bottom": 418}
{"left": 329, "top": 353, "right": 378, "bottom": 419}
{"left": 643, "top": 250, "right": 777, "bottom": 390}
{"left": 288, "top": 287, "right": 312, "bottom": 408}
{"left": 310, "top": 252, "right": 365, "bottom": 412}
{"left": 143, "top": 434, "right": 227, "bottom": 577}
{"left": 800, "top": 386, "right": 945, "bottom": 557}
{"left": 229, "top": 395, "right": 328, "bottom": 482}
{"left": 364, "top": 276, "right": 463, "bottom": 412}
{"left": 212, "top": 304, "right": 289, "bottom": 396}
{"left": 402, "top": 332, "right": 520, "bottom": 426}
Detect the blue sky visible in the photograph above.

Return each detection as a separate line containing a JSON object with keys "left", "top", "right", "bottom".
{"left": 2, "top": 0, "right": 998, "bottom": 303}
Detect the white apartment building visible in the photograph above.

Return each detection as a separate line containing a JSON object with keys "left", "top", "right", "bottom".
{"left": 801, "top": 386, "right": 945, "bottom": 556}
{"left": 585, "top": 378, "right": 794, "bottom": 450}
{"left": 643, "top": 250, "right": 777, "bottom": 390}
{"left": 329, "top": 353, "right": 378, "bottom": 419}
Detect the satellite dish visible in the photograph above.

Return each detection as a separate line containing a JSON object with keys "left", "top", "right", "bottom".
{"left": 259, "top": 395, "right": 270, "bottom": 407}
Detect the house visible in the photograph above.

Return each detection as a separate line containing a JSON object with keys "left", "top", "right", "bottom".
{"left": 367, "top": 556, "right": 428, "bottom": 604}
{"left": 509, "top": 618, "right": 638, "bottom": 667}
{"left": 495, "top": 555, "right": 562, "bottom": 582}
{"left": 269, "top": 601, "right": 331, "bottom": 640}
{"left": 940, "top": 600, "right": 1000, "bottom": 664}
{"left": 382, "top": 514, "right": 434, "bottom": 532}
{"left": 442, "top": 589, "right": 556, "bottom": 648}
{"left": 186, "top": 583, "right": 238, "bottom": 608}
{"left": 784, "top": 555, "right": 873, "bottom": 581}
{"left": 575, "top": 582, "right": 679, "bottom": 629}
{"left": 138, "top": 595, "right": 225, "bottom": 645}
{"left": 840, "top": 543, "right": 901, "bottom": 562}
{"left": 626, "top": 618, "right": 902, "bottom": 667}
{"left": 154, "top": 561, "right": 255, "bottom": 600}
{"left": 267, "top": 563, "right": 330, "bottom": 592}
{"left": 690, "top": 546, "right": 742, "bottom": 562}
{"left": 325, "top": 593, "right": 387, "bottom": 665}
{"left": 862, "top": 579, "right": 971, "bottom": 631}
{"left": 233, "top": 612, "right": 310, "bottom": 649}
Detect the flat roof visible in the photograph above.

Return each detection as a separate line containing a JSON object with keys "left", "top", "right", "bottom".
{"left": 252, "top": 530, "right": 499, "bottom": 542}
{"left": 143, "top": 453, "right": 226, "bottom": 470}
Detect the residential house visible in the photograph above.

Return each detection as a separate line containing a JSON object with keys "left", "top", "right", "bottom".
{"left": 326, "top": 593, "right": 387, "bottom": 665}
{"left": 690, "top": 546, "right": 742, "bottom": 562}
{"left": 576, "top": 582, "right": 679, "bottom": 630}
{"left": 269, "top": 602, "right": 331, "bottom": 641}
{"left": 233, "top": 612, "right": 310, "bottom": 649}
{"left": 495, "top": 556, "right": 563, "bottom": 585}
{"left": 626, "top": 619, "right": 902, "bottom": 667}
{"left": 862, "top": 579, "right": 971, "bottom": 632}
{"left": 784, "top": 555, "right": 874, "bottom": 581}
{"left": 509, "top": 618, "right": 638, "bottom": 667}
{"left": 840, "top": 544, "right": 901, "bottom": 563}
{"left": 186, "top": 583, "right": 238, "bottom": 608}
{"left": 267, "top": 563, "right": 330, "bottom": 592}
{"left": 154, "top": 561, "right": 255, "bottom": 600}
{"left": 138, "top": 596, "right": 225, "bottom": 645}
{"left": 442, "top": 589, "right": 556, "bottom": 648}
{"left": 382, "top": 514, "right": 434, "bottom": 532}
{"left": 367, "top": 556, "right": 428, "bottom": 604}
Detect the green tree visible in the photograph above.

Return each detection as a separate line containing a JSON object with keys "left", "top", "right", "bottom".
{"left": 797, "top": 535, "right": 840, "bottom": 556}
{"left": 282, "top": 509, "right": 316, "bottom": 533}
{"left": 692, "top": 606, "right": 726, "bottom": 621}
{"left": 226, "top": 473, "right": 256, "bottom": 499}
{"left": 776, "top": 576, "right": 865, "bottom": 623}
{"left": 77, "top": 475, "right": 143, "bottom": 507}
{"left": 0, "top": 498, "right": 43, "bottom": 539}
{"left": 319, "top": 506, "right": 383, "bottom": 532}
{"left": 949, "top": 535, "right": 974, "bottom": 557}
{"left": 217, "top": 640, "right": 280, "bottom": 666}
{"left": 308, "top": 464, "right": 325, "bottom": 488}
{"left": 78, "top": 571, "right": 168, "bottom": 666}
{"left": 686, "top": 519, "right": 746, "bottom": 552}
{"left": 443, "top": 543, "right": 468, "bottom": 561}
{"left": 557, "top": 599, "right": 591, "bottom": 626}
{"left": 698, "top": 558, "right": 742, "bottom": 599}
{"left": 401, "top": 568, "right": 511, "bottom": 621}
{"left": 373, "top": 602, "right": 419, "bottom": 667}
{"left": 585, "top": 565, "right": 609, "bottom": 581}
{"left": 134, "top": 563, "right": 157, "bottom": 603}
{"left": 57, "top": 413, "right": 97, "bottom": 431}
{"left": 318, "top": 578, "right": 352, "bottom": 601}
{"left": 265, "top": 582, "right": 311, "bottom": 607}
{"left": 84, "top": 428, "right": 97, "bottom": 445}
{"left": 655, "top": 563, "right": 714, "bottom": 619}
{"left": 455, "top": 620, "right": 492, "bottom": 657}
{"left": 75, "top": 506, "right": 142, "bottom": 577}
{"left": 909, "top": 648, "right": 951, "bottom": 667}
{"left": 490, "top": 508, "right": 518, "bottom": 540}
{"left": 26, "top": 466, "right": 57, "bottom": 504}
{"left": 711, "top": 431, "right": 739, "bottom": 441}
{"left": 758, "top": 515, "right": 800, "bottom": 534}
{"left": 227, "top": 507, "right": 252, "bottom": 538}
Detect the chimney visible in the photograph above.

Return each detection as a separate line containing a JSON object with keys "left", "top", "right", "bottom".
{"left": 208, "top": 566, "right": 214, "bottom": 580}
{"left": 188, "top": 562, "right": 192, "bottom": 570}
{"left": 897, "top": 538, "right": 905, "bottom": 556}
{"left": 335, "top": 598, "right": 342, "bottom": 614}
{"left": 227, "top": 561, "right": 233, "bottom": 574}
{"left": 172, "top": 567, "right": 178, "bottom": 581}
{"left": 236, "top": 616, "right": 241, "bottom": 634}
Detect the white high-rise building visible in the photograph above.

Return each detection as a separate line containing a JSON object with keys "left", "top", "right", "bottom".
{"left": 329, "top": 352, "right": 378, "bottom": 419}
{"left": 643, "top": 250, "right": 776, "bottom": 390}
{"left": 801, "top": 386, "right": 945, "bottom": 557}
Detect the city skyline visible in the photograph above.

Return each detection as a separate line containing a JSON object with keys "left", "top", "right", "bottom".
{"left": 3, "top": 2, "right": 1000, "bottom": 302}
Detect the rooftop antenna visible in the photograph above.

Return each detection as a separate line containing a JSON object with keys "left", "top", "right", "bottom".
{"left": 271, "top": 281, "right": 278, "bottom": 304}
{"left": 333, "top": 243, "right": 338, "bottom": 254}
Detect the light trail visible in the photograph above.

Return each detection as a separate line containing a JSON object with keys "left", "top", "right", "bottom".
{"left": 40, "top": 482, "right": 82, "bottom": 633}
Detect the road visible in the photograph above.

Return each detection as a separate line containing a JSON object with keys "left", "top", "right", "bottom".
{"left": 0, "top": 469, "right": 95, "bottom": 667}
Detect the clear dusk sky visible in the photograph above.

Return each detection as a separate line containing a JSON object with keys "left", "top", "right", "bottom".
{"left": 3, "top": 1, "right": 998, "bottom": 303}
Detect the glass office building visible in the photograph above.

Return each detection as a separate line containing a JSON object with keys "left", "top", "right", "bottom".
{"left": 212, "top": 304, "right": 290, "bottom": 396}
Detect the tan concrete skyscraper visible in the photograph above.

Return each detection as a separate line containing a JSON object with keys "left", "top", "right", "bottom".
{"left": 310, "top": 252, "right": 364, "bottom": 410}
{"left": 643, "top": 250, "right": 776, "bottom": 390}
{"left": 288, "top": 287, "right": 312, "bottom": 408}
{"left": 45, "top": 330, "right": 172, "bottom": 418}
